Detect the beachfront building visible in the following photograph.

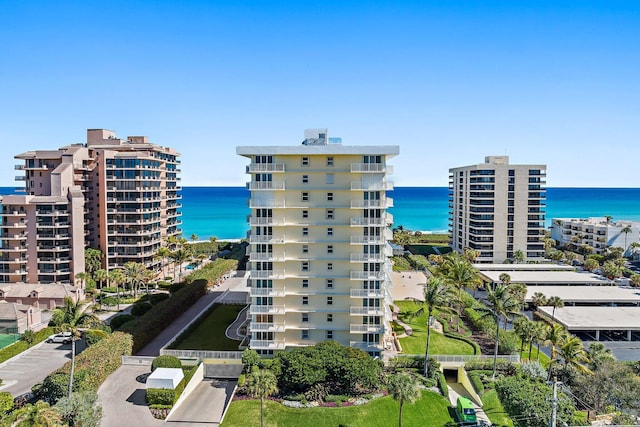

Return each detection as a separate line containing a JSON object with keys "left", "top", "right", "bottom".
{"left": 449, "top": 156, "right": 546, "bottom": 263}
{"left": 550, "top": 217, "right": 640, "bottom": 256}
{"left": 237, "top": 129, "right": 399, "bottom": 356}
{"left": 0, "top": 129, "right": 181, "bottom": 286}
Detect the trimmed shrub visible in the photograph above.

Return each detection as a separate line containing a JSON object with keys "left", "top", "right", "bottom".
{"left": 0, "top": 327, "right": 55, "bottom": 365}
{"left": 0, "top": 391, "right": 13, "bottom": 413}
{"left": 149, "top": 293, "right": 170, "bottom": 305}
{"left": 465, "top": 360, "right": 517, "bottom": 376}
{"left": 443, "top": 331, "right": 481, "bottom": 355}
{"left": 152, "top": 355, "right": 182, "bottom": 371}
{"left": 119, "top": 280, "right": 208, "bottom": 353}
{"left": 84, "top": 330, "right": 108, "bottom": 346}
{"left": 169, "top": 283, "right": 186, "bottom": 294}
{"left": 438, "top": 372, "right": 448, "bottom": 398}
{"left": 467, "top": 371, "right": 485, "bottom": 395}
{"left": 110, "top": 314, "right": 135, "bottom": 330}
{"left": 131, "top": 302, "right": 153, "bottom": 317}
{"left": 146, "top": 388, "right": 174, "bottom": 406}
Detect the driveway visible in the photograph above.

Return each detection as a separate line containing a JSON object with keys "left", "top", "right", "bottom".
{"left": 98, "top": 364, "right": 162, "bottom": 427}
{"left": 0, "top": 339, "right": 86, "bottom": 397}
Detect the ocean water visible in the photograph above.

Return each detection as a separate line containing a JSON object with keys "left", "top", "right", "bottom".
{"left": 3, "top": 187, "right": 640, "bottom": 240}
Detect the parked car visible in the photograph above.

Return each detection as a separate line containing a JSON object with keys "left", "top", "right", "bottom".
{"left": 46, "top": 332, "right": 72, "bottom": 344}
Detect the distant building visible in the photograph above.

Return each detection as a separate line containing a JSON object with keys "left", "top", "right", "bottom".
{"left": 550, "top": 217, "right": 640, "bottom": 256}
{"left": 449, "top": 156, "right": 547, "bottom": 263}
{"left": 0, "top": 129, "right": 181, "bottom": 286}
{"left": 237, "top": 129, "right": 399, "bottom": 357}
{"left": 0, "top": 300, "right": 42, "bottom": 334}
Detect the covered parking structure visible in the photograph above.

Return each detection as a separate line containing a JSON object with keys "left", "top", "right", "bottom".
{"left": 478, "top": 269, "right": 613, "bottom": 286}
{"left": 474, "top": 263, "right": 576, "bottom": 272}
{"left": 525, "top": 285, "right": 640, "bottom": 307}
{"left": 539, "top": 306, "right": 640, "bottom": 341}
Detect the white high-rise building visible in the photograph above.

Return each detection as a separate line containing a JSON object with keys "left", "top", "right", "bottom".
{"left": 237, "top": 129, "right": 399, "bottom": 356}
{"left": 449, "top": 156, "right": 546, "bottom": 263}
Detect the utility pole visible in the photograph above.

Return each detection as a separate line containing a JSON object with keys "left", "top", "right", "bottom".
{"left": 548, "top": 376, "right": 561, "bottom": 427}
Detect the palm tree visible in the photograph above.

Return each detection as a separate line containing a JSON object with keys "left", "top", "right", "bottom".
{"left": 531, "top": 292, "right": 547, "bottom": 309}
{"left": 498, "top": 273, "right": 511, "bottom": 286}
{"left": 74, "top": 272, "right": 91, "bottom": 289}
{"left": 605, "top": 215, "right": 613, "bottom": 224}
{"left": 154, "top": 246, "right": 172, "bottom": 278}
{"left": 388, "top": 372, "right": 421, "bottom": 427}
{"left": 544, "top": 323, "right": 568, "bottom": 361}
{"left": 584, "top": 258, "right": 600, "bottom": 272}
{"left": 414, "top": 277, "right": 455, "bottom": 377}
{"left": 630, "top": 274, "right": 640, "bottom": 288}
{"left": 440, "top": 253, "right": 480, "bottom": 331}
{"left": 93, "top": 269, "right": 107, "bottom": 291}
{"left": 108, "top": 269, "right": 125, "bottom": 310}
{"left": 532, "top": 321, "right": 547, "bottom": 361}
{"left": 514, "top": 318, "right": 536, "bottom": 358}
{"left": 462, "top": 248, "right": 480, "bottom": 263}
{"left": 247, "top": 369, "right": 278, "bottom": 427}
{"left": 586, "top": 342, "right": 615, "bottom": 371}
{"left": 190, "top": 233, "right": 199, "bottom": 243}
{"left": 123, "top": 262, "right": 148, "bottom": 297}
{"left": 547, "top": 296, "right": 564, "bottom": 321}
{"left": 559, "top": 335, "right": 592, "bottom": 374}
{"left": 475, "top": 284, "right": 523, "bottom": 379}
{"left": 512, "top": 250, "right": 525, "bottom": 264}
{"left": 621, "top": 225, "right": 632, "bottom": 255}
{"left": 171, "top": 248, "right": 192, "bottom": 281}
{"left": 51, "top": 297, "right": 101, "bottom": 397}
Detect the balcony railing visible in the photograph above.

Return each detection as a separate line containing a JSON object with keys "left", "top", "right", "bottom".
{"left": 248, "top": 199, "right": 286, "bottom": 209}
{"left": 246, "top": 181, "right": 286, "bottom": 191}
{"left": 249, "top": 305, "right": 286, "bottom": 315}
{"left": 350, "top": 324, "right": 385, "bottom": 334}
{"left": 350, "top": 254, "right": 386, "bottom": 263}
{"left": 350, "top": 271, "right": 386, "bottom": 280}
{"left": 350, "top": 341, "right": 384, "bottom": 351}
{"left": 350, "top": 306, "right": 384, "bottom": 316}
{"left": 350, "top": 198, "right": 393, "bottom": 209}
{"left": 250, "top": 322, "right": 286, "bottom": 332}
{"left": 250, "top": 270, "right": 285, "bottom": 279}
{"left": 246, "top": 163, "right": 285, "bottom": 173}
{"left": 250, "top": 339, "right": 286, "bottom": 350}
{"left": 249, "top": 235, "right": 286, "bottom": 244}
{"left": 351, "top": 163, "right": 393, "bottom": 173}
{"left": 249, "top": 252, "right": 285, "bottom": 262}
{"left": 250, "top": 287, "right": 285, "bottom": 297}
{"left": 350, "top": 288, "right": 385, "bottom": 298}
{"left": 350, "top": 235, "right": 387, "bottom": 244}
{"left": 350, "top": 181, "right": 394, "bottom": 191}
{"left": 350, "top": 217, "right": 389, "bottom": 227}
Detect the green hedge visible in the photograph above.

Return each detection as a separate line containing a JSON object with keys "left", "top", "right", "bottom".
{"left": 152, "top": 355, "right": 182, "bottom": 371}
{"left": 110, "top": 314, "right": 135, "bottom": 330}
{"left": 0, "top": 327, "right": 55, "bottom": 364}
{"left": 438, "top": 372, "right": 449, "bottom": 399}
{"left": 467, "top": 371, "right": 485, "bottom": 395}
{"left": 443, "top": 331, "right": 481, "bottom": 355}
{"left": 119, "top": 279, "right": 208, "bottom": 354}
{"left": 183, "top": 258, "right": 238, "bottom": 285}
{"left": 146, "top": 388, "right": 174, "bottom": 406}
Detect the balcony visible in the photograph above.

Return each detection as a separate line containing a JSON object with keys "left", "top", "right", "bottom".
{"left": 249, "top": 235, "right": 286, "bottom": 244}
{"left": 249, "top": 305, "right": 286, "bottom": 315}
{"left": 350, "top": 254, "right": 386, "bottom": 263}
{"left": 350, "top": 271, "right": 386, "bottom": 281}
{"left": 350, "top": 324, "right": 385, "bottom": 334}
{"left": 2, "top": 211, "right": 26, "bottom": 216}
{"left": 246, "top": 181, "right": 285, "bottom": 191}
{"left": 350, "top": 217, "right": 388, "bottom": 227}
{"left": 350, "top": 235, "right": 387, "bottom": 244}
{"left": 250, "top": 270, "right": 285, "bottom": 279}
{"left": 248, "top": 217, "right": 278, "bottom": 226}
{"left": 350, "top": 181, "right": 394, "bottom": 191}
{"left": 250, "top": 339, "right": 286, "bottom": 350}
{"left": 15, "top": 175, "right": 27, "bottom": 181}
{"left": 250, "top": 322, "right": 286, "bottom": 332}
{"left": 248, "top": 199, "right": 286, "bottom": 209}
{"left": 351, "top": 163, "right": 393, "bottom": 174}
{"left": 350, "top": 341, "right": 384, "bottom": 351}
{"left": 350, "top": 288, "right": 385, "bottom": 298}
{"left": 246, "top": 163, "right": 285, "bottom": 173}
{"left": 350, "top": 198, "right": 393, "bottom": 209}
{"left": 249, "top": 253, "right": 285, "bottom": 262}
{"left": 250, "top": 287, "right": 285, "bottom": 297}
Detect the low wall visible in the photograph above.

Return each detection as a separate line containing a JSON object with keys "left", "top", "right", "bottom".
{"left": 167, "top": 362, "right": 205, "bottom": 420}
{"left": 457, "top": 366, "right": 483, "bottom": 406}
{"left": 121, "top": 356, "right": 155, "bottom": 366}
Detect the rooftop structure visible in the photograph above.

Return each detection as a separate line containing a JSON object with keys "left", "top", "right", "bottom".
{"left": 478, "top": 269, "right": 613, "bottom": 286}
{"left": 525, "top": 285, "right": 640, "bottom": 305}
{"left": 237, "top": 129, "right": 399, "bottom": 357}
{"left": 449, "top": 156, "right": 547, "bottom": 263}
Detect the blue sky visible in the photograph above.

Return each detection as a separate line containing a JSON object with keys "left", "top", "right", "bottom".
{"left": 0, "top": 0, "right": 638, "bottom": 187}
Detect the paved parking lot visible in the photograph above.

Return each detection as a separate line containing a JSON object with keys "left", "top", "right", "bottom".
{"left": 0, "top": 339, "right": 86, "bottom": 397}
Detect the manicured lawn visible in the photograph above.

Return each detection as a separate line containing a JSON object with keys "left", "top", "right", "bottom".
{"left": 169, "top": 304, "right": 245, "bottom": 351}
{"left": 395, "top": 301, "right": 476, "bottom": 356}
{"left": 221, "top": 391, "right": 454, "bottom": 427}
{"left": 481, "top": 389, "right": 514, "bottom": 427}
{"left": 519, "top": 345, "right": 550, "bottom": 365}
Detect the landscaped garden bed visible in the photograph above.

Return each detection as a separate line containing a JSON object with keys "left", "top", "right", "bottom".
{"left": 168, "top": 303, "right": 245, "bottom": 351}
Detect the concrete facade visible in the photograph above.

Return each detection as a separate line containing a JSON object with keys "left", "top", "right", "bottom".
{"left": 449, "top": 156, "right": 546, "bottom": 263}
{"left": 237, "top": 129, "right": 399, "bottom": 357}
{"left": 550, "top": 217, "right": 640, "bottom": 256}
{"left": 0, "top": 129, "right": 181, "bottom": 286}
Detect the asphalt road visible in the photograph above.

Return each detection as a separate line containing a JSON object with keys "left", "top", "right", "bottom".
{"left": 0, "top": 339, "right": 86, "bottom": 397}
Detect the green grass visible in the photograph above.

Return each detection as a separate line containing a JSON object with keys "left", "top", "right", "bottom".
{"left": 519, "top": 345, "right": 550, "bottom": 365}
{"left": 169, "top": 304, "right": 245, "bottom": 351}
{"left": 395, "top": 300, "right": 476, "bottom": 356}
{"left": 391, "top": 256, "right": 411, "bottom": 271}
{"left": 221, "top": 391, "right": 454, "bottom": 427}
{"left": 481, "top": 389, "right": 514, "bottom": 427}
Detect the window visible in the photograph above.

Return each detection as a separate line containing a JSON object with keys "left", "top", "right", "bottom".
{"left": 302, "top": 157, "right": 310, "bottom": 166}
{"left": 326, "top": 209, "right": 334, "bottom": 219}
{"left": 302, "top": 192, "right": 310, "bottom": 202}
{"left": 302, "top": 279, "right": 309, "bottom": 288}
{"left": 327, "top": 245, "right": 333, "bottom": 254}
{"left": 327, "top": 263, "right": 333, "bottom": 270}
{"left": 302, "top": 313, "right": 309, "bottom": 322}
{"left": 302, "top": 175, "right": 309, "bottom": 184}
{"left": 327, "top": 192, "right": 334, "bottom": 201}
{"left": 326, "top": 173, "right": 334, "bottom": 184}
{"left": 327, "top": 313, "right": 333, "bottom": 322}
{"left": 302, "top": 261, "right": 310, "bottom": 271}
{"left": 302, "top": 227, "right": 309, "bottom": 236}
{"left": 327, "top": 157, "right": 334, "bottom": 166}
{"left": 302, "top": 296, "right": 309, "bottom": 305}
{"left": 302, "top": 245, "right": 309, "bottom": 253}
{"left": 302, "top": 330, "right": 309, "bottom": 340}
{"left": 302, "top": 210, "right": 308, "bottom": 219}
{"left": 327, "top": 330, "right": 333, "bottom": 339}
{"left": 327, "top": 296, "right": 333, "bottom": 305}
{"left": 326, "top": 279, "right": 334, "bottom": 288}
{"left": 327, "top": 227, "right": 333, "bottom": 236}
